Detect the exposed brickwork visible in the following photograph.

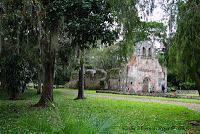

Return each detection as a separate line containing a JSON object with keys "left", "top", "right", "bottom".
{"left": 119, "top": 41, "right": 167, "bottom": 93}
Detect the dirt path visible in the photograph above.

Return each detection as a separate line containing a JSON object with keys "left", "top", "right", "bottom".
{"left": 87, "top": 94, "right": 200, "bottom": 112}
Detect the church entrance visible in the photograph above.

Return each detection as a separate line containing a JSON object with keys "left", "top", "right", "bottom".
{"left": 142, "top": 77, "right": 151, "bottom": 93}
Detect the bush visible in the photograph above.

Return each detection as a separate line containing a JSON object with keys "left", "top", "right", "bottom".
{"left": 179, "top": 82, "right": 196, "bottom": 90}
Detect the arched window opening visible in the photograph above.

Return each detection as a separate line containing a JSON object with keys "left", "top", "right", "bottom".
{"left": 142, "top": 47, "right": 146, "bottom": 57}
{"left": 148, "top": 48, "right": 152, "bottom": 58}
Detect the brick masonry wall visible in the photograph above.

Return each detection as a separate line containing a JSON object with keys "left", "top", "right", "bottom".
{"left": 117, "top": 41, "right": 167, "bottom": 93}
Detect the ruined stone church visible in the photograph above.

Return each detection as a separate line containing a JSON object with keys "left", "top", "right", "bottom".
{"left": 119, "top": 40, "right": 167, "bottom": 93}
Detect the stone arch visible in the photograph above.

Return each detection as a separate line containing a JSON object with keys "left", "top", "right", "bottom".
{"left": 142, "top": 47, "right": 146, "bottom": 57}
{"left": 142, "top": 77, "right": 150, "bottom": 92}
{"left": 148, "top": 47, "right": 152, "bottom": 57}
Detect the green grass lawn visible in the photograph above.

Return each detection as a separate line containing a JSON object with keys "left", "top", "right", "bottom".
{"left": 0, "top": 88, "right": 200, "bottom": 134}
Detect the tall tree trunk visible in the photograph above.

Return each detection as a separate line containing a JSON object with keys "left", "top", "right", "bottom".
{"left": 75, "top": 49, "right": 85, "bottom": 100}
{"left": 33, "top": 0, "right": 59, "bottom": 106}
{"left": 38, "top": 57, "right": 54, "bottom": 105}
{"left": 126, "top": 66, "right": 129, "bottom": 87}
{"left": 0, "top": 16, "right": 2, "bottom": 55}
{"left": 0, "top": 16, "right": 2, "bottom": 89}
{"left": 37, "top": 68, "right": 42, "bottom": 94}
{"left": 37, "top": 10, "right": 42, "bottom": 95}
{"left": 195, "top": 73, "right": 200, "bottom": 96}
{"left": 34, "top": 35, "right": 56, "bottom": 107}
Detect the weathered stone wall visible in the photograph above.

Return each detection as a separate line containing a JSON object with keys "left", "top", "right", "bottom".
{"left": 66, "top": 69, "right": 107, "bottom": 90}
{"left": 118, "top": 41, "right": 167, "bottom": 93}
{"left": 176, "top": 90, "right": 199, "bottom": 94}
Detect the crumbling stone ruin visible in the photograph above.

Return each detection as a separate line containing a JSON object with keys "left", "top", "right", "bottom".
{"left": 66, "top": 69, "right": 107, "bottom": 90}
{"left": 67, "top": 41, "right": 167, "bottom": 94}
{"left": 118, "top": 40, "right": 167, "bottom": 93}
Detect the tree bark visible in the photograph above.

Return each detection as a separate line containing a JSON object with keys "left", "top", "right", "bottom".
{"left": 37, "top": 72, "right": 42, "bottom": 94}
{"left": 0, "top": 16, "right": 2, "bottom": 55}
{"left": 33, "top": 35, "right": 56, "bottom": 107}
{"left": 37, "top": 9, "right": 42, "bottom": 95}
{"left": 195, "top": 73, "right": 200, "bottom": 96}
{"left": 75, "top": 49, "right": 85, "bottom": 100}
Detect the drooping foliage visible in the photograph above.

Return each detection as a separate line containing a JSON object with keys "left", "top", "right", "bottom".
{"left": 168, "top": 0, "right": 200, "bottom": 94}
{"left": 109, "top": 0, "right": 140, "bottom": 61}
{"left": 0, "top": 0, "right": 122, "bottom": 102}
{"left": 85, "top": 45, "right": 122, "bottom": 70}
{"left": 0, "top": 0, "right": 39, "bottom": 98}
{"left": 137, "top": 21, "right": 166, "bottom": 41}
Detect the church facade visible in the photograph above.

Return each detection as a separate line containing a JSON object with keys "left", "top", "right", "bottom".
{"left": 119, "top": 41, "right": 167, "bottom": 93}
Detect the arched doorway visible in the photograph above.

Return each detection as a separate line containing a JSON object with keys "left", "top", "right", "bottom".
{"left": 142, "top": 77, "right": 151, "bottom": 93}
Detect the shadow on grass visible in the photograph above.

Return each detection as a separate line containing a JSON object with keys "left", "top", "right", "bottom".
{"left": 0, "top": 100, "right": 42, "bottom": 123}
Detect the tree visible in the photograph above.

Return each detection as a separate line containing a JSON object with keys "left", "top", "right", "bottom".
{"left": 33, "top": 0, "right": 62, "bottom": 106}
{"left": 85, "top": 46, "right": 122, "bottom": 71}
{"left": 0, "top": 0, "right": 63, "bottom": 105}
{"left": 2, "top": 54, "right": 34, "bottom": 99}
{"left": 0, "top": 2, "right": 4, "bottom": 55}
{"left": 0, "top": 0, "right": 38, "bottom": 99}
{"left": 64, "top": 0, "right": 118, "bottom": 99}
{"left": 168, "top": 0, "right": 200, "bottom": 95}
{"left": 1, "top": 0, "right": 118, "bottom": 103}
{"left": 109, "top": 0, "right": 140, "bottom": 62}
{"left": 70, "top": 0, "right": 141, "bottom": 96}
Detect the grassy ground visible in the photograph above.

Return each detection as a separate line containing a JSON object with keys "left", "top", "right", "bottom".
{"left": 0, "top": 88, "right": 200, "bottom": 134}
